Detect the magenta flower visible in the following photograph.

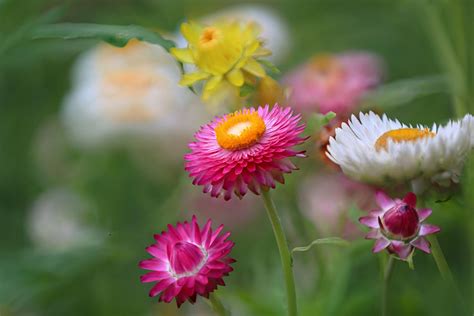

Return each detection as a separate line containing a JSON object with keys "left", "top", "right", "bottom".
{"left": 185, "top": 105, "right": 306, "bottom": 200}
{"left": 139, "top": 216, "right": 235, "bottom": 306}
{"left": 283, "top": 52, "right": 383, "bottom": 115}
{"left": 359, "top": 191, "right": 440, "bottom": 260}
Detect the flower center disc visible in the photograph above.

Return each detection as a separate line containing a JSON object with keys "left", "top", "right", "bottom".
{"left": 215, "top": 110, "right": 266, "bottom": 150}
{"left": 199, "top": 27, "right": 221, "bottom": 48}
{"left": 375, "top": 128, "right": 435, "bottom": 151}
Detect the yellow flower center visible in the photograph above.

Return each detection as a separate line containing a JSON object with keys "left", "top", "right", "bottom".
{"left": 215, "top": 110, "right": 266, "bottom": 150}
{"left": 199, "top": 27, "right": 221, "bottom": 49}
{"left": 375, "top": 128, "right": 436, "bottom": 151}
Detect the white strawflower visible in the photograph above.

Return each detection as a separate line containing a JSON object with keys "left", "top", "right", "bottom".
{"left": 62, "top": 40, "right": 208, "bottom": 150}
{"left": 27, "top": 188, "right": 101, "bottom": 251}
{"left": 327, "top": 112, "right": 474, "bottom": 187}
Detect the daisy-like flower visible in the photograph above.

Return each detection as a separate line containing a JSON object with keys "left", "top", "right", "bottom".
{"left": 171, "top": 21, "right": 271, "bottom": 100}
{"left": 327, "top": 112, "right": 474, "bottom": 186}
{"left": 196, "top": 4, "right": 290, "bottom": 63}
{"left": 359, "top": 191, "right": 440, "bottom": 260}
{"left": 62, "top": 39, "right": 207, "bottom": 149}
{"left": 139, "top": 216, "right": 235, "bottom": 307}
{"left": 185, "top": 105, "right": 306, "bottom": 200}
{"left": 284, "top": 52, "right": 383, "bottom": 115}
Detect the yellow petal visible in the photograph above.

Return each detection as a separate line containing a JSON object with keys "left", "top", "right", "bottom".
{"left": 203, "top": 75, "right": 223, "bottom": 93}
{"left": 170, "top": 48, "right": 194, "bottom": 63}
{"left": 226, "top": 69, "right": 244, "bottom": 87}
{"left": 253, "top": 47, "right": 272, "bottom": 58}
{"left": 180, "top": 72, "right": 210, "bottom": 86}
{"left": 244, "top": 41, "right": 260, "bottom": 57}
{"left": 243, "top": 59, "right": 266, "bottom": 78}
{"left": 181, "top": 22, "right": 203, "bottom": 45}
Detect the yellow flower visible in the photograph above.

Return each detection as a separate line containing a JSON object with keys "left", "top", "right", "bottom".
{"left": 171, "top": 21, "right": 272, "bottom": 100}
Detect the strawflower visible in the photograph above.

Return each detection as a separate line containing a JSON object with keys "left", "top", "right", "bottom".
{"left": 185, "top": 105, "right": 306, "bottom": 200}
{"left": 359, "top": 191, "right": 440, "bottom": 260}
{"left": 284, "top": 52, "right": 383, "bottom": 115}
{"left": 171, "top": 21, "right": 271, "bottom": 100}
{"left": 327, "top": 112, "right": 474, "bottom": 187}
{"left": 139, "top": 216, "right": 235, "bottom": 307}
{"left": 62, "top": 39, "right": 206, "bottom": 149}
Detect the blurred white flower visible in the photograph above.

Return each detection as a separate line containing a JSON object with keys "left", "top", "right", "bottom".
{"left": 175, "top": 5, "right": 291, "bottom": 64}
{"left": 62, "top": 40, "right": 209, "bottom": 152}
{"left": 27, "top": 188, "right": 101, "bottom": 251}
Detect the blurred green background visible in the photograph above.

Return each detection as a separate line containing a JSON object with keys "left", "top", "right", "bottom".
{"left": 0, "top": 0, "right": 471, "bottom": 315}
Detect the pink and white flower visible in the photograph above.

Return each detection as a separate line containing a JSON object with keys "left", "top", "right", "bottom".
{"left": 359, "top": 191, "right": 440, "bottom": 260}
{"left": 185, "top": 105, "right": 306, "bottom": 200}
{"left": 284, "top": 52, "right": 383, "bottom": 115}
{"left": 139, "top": 216, "right": 235, "bottom": 306}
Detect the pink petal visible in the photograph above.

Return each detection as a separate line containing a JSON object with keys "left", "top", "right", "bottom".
{"left": 138, "top": 258, "right": 167, "bottom": 271}
{"left": 419, "top": 224, "right": 441, "bottom": 236}
{"left": 365, "top": 229, "right": 381, "bottom": 240}
{"left": 372, "top": 238, "right": 390, "bottom": 253}
{"left": 411, "top": 237, "right": 431, "bottom": 253}
{"left": 149, "top": 278, "right": 174, "bottom": 297}
{"left": 389, "top": 241, "right": 412, "bottom": 260}
{"left": 140, "top": 271, "right": 170, "bottom": 283}
{"left": 359, "top": 215, "right": 379, "bottom": 228}
{"left": 375, "top": 190, "right": 395, "bottom": 210}
{"left": 417, "top": 208, "right": 432, "bottom": 222}
{"left": 403, "top": 192, "right": 417, "bottom": 208}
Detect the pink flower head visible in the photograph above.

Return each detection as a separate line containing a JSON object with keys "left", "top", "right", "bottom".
{"left": 185, "top": 105, "right": 306, "bottom": 200}
{"left": 359, "top": 191, "right": 440, "bottom": 260}
{"left": 300, "top": 171, "right": 376, "bottom": 239}
{"left": 139, "top": 216, "right": 235, "bottom": 307}
{"left": 284, "top": 52, "right": 383, "bottom": 115}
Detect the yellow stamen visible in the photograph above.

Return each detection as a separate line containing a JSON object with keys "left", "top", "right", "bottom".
{"left": 215, "top": 110, "right": 266, "bottom": 150}
{"left": 375, "top": 128, "right": 436, "bottom": 151}
{"left": 199, "top": 27, "right": 221, "bottom": 48}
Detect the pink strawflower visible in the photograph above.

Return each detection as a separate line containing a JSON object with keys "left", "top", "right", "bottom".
{"left": 139, "top": 216, "right": 235, "bottom": 307}
{"left": 299, "top": 171, "right": 376, "bottom": 239}
{"left": 284, "top": 52, "right": 383, "bottom": 115}
{"left": 185, "top": 105, "right": 306, "bottom": 200}
{"left": 359, "top": 191, "right": 440, "bottom": 260}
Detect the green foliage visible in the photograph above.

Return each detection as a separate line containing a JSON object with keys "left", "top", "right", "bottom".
{"left": 361, "top": 75, "right": 449, "bottom": 109}
{"left": 291, "top": 237, "right": 350, "bottom": 255}
{"left": 305, "top": 111, "right": 336, "bottom": 135}
{"left": 31, "top": 23, "right": 176, "bottom": 50}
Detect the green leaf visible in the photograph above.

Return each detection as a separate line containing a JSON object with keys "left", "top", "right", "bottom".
{"left": 361, "top": 75, "right": 448, "bottom": 109}
{"left": 292, "top": 237, "right": 350, "bottom": 255}
{"left": 306, "top": 111, "right": 336, "bottom": 135}
{"left": 0, "top": 5, "right": 67, "bottom": 56}
{"left": 240, "top": 83, "right": 256, "bottom": 97}
{"left": 31, "top": 23, "right": 176, "bottom": 51}
{"left": 258, "top": 59, "right": 280, "bottom": 74}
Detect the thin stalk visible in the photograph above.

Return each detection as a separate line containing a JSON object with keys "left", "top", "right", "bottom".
{"left": 207, "top": 292, "right": 229, "bottom": 316}
{"left": 420, "top": 1, "right": 468, "bottom": 117}
{"left": 427, "top": 234, "right": 456, "bottom": 285}
{"left": 382, "top": 256, "right": 394, "bottom": 316}
{"left": 262, "top": 190, "right": 298, "bottom": 316}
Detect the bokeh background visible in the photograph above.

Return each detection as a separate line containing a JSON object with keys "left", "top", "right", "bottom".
{"left": 0, "top": 0, "right": 472, "bottom": 315}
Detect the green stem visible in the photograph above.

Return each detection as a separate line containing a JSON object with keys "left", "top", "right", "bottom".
{"left": 207, "top": 292, "right": 229, "bottom": 316}
{"left": 427, "top": 235, "right": 456, "bottom": 285}
{"left": 420, "top": 1, "right": 468, "bottom": 117}
{"left": 382, "top": 256, "right": 394, "bottom": 316}
{"left": 262, "top": 190, "right": 298, "bottom": 316}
